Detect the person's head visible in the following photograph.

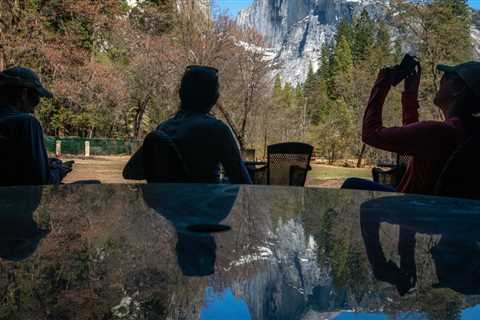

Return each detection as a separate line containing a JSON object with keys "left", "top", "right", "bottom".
{"left": 179, "top": 65, "right": 219, "bottom": 113}
{"left": 0, "top": 66, "right": 53, "bottom": 113}
{"left": 434, "top": 62, "right": 480, "bottom": 131}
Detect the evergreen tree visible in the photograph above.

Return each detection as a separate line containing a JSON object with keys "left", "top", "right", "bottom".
{"left": 352, "top": 9, "right": 375, "bottom": 62}
{"left": 304, "top": 63, "right": 317, "bottom": 98}
{"left": 370, "top": 20, "right": 393, "bottom": 70}
{"left": 393, "top": 38, "right": 403, "bottom": 63}
{"left": 336, "top": 18, "right": 354, "bottom": 46}
{"left": 273, "top": 74, "right": 283, "bottom": 97}
{"left": 332, "top": 35, "right": 354, "bottom": 100}
{"left": 282, "top": 82, "right": 294, "bottom": 109}
{"left": 318, "top": 41, "right": 336, "bottom": 99}
{"left": 333, "top": 35, "right": 354, "bottom": 75}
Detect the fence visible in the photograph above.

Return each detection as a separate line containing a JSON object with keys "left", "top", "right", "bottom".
{"left": 45, "top": 136, "right": 142, "bottom": 156}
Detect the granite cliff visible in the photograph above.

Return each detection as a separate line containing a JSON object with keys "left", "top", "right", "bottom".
{"left": 237, "top": 0, "right": 384, "bottom": 84}
{"left": 237, "top": 0, "right": 480, "bottom": 84}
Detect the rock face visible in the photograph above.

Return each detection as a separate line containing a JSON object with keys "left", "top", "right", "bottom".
{"left": 237, "top": 0, "right": 381, "bottom": 84}
{"left": 238, "top": 1, "right": 480, "bottom": 84}
{"left": 177, "top": 0, "right": 211, "bottom": 17}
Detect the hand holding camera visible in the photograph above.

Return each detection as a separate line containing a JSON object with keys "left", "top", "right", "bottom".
{"left": 377, "top": 54, "right": 421, "bottom": 93}
{"left": 392, "top": 54, "right": 420, "bottom": 86}
{"left": 49, "top": 158, "right": 74, "bottom": 179}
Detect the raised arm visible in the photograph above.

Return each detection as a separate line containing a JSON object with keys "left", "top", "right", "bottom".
{"left": 362, "top": 68, "right": 452, "bottom": 156}
{"left": 402, "top": 63, "right": 421, "bottom": 125}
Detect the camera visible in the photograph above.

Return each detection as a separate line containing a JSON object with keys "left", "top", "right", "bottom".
{"left": 392, "top": 54, "right": 419, "bottom": 87}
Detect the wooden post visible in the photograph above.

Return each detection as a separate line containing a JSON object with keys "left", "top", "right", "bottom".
{"left": 55, "top": 140, "right": 62, "bottom": 157}
{"left": 85, "top": 141, "right": 90, "bottom": 157}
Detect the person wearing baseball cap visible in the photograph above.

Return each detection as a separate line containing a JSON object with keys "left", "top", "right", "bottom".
{"left": 0, "top": 66, "right": 70, "bottom": 186}
{"left": 344, "top": 59, "right": 480, "bottom": 196}
{"left": 124, "top": 65, "right": 252, "bottom": 184}
{"left": 435, "top": 61, "right": 480, "bottom": 126}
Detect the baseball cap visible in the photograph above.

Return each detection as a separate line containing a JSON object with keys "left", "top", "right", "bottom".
{"left": 437, "top": 61, "right": 480, "bottom": 97}
{"left": 0, "top": 66, "right": 53, "bottom": 98}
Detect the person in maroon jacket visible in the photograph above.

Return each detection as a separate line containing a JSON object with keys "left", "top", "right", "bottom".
{"left": 343, "top": 61, "right": 480, "bottom": 195}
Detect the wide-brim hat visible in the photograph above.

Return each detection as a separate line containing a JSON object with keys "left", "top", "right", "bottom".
{"left": 0, "top": 66, "right": 53, "bottom": 98}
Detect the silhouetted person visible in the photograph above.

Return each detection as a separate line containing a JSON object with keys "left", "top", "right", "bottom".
{"left": 361, "top": 196, "right": 480, "bottom": 296}
{"left": 0, "top": 66, "right": 70, "bottom": 186}
{"left": 343, "top": 61, "right": 480, "bottom": 195}
{"left": 141, "top": 184, "right": 238, "bottom": 276}
{"left": 0, "top": 186, "right": 48, "bottom": 261}
{"left": 124, "top": 65, "right": 252, "bottom": 184}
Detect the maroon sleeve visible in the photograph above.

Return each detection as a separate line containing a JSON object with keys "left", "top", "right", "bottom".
{"left": 402, "top": 92, "right": 420, "bottom": 125}
{"left": 362, "top": 75, "right": 454, "bottom": 156}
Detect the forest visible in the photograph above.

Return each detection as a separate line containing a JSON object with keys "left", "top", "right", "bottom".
{"left": 0, "top": 0, "right": 476, "bottom": 163}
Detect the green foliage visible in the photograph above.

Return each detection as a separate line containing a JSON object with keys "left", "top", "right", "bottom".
{"left": 336, "top": 18, "right": 354, "bottom": 45}
{"left": 352, "top": 9, "right": 375, "bottom": 62}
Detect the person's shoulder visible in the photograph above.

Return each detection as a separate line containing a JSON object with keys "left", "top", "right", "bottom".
{"left": 416, "top": 118, "right": 466, "bottom": 141}
{"left": 2, "top": 112, "right": 41, "bottom": 128}
{"left": 207, "top": 116, "right": 232, "bottom": 132}
{"left": 191, "top": 113, "right": 229, "bottom": 130}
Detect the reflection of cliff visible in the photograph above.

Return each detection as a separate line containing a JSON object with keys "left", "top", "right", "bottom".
{"left": 1, "top": 185, "right": 480, "bottom": 319}
{"left": 225, "top": 218, "right": 331, "bottom": 320}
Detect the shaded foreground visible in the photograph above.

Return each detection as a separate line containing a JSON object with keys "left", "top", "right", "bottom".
{"left": 1, "top": 184, "right": 479, "bottom": 319}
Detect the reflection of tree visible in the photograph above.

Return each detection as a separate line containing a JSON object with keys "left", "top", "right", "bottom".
{"left": 421, "top": 288, "right": 463, "bottom": 320}
{"left": 360, "top": 195, "right": 480, "bottom": 318}
{"left": 301, "top": 189, "right": 373, "bottom": 306}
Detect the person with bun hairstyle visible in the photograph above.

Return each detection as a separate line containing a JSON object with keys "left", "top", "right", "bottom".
{"left": 125, "top": 65, "right": 252, "bottom": 184}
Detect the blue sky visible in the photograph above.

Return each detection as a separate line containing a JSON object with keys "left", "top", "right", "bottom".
{"left": 215, "top": 0, "right": 253, "bottom": 16}
{"left": 216, "top": 0, "right": 480, "bottom": 17}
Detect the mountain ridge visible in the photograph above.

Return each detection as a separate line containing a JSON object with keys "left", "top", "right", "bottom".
{"left": 237, "top": 0, "right": 480, "bottom": 84}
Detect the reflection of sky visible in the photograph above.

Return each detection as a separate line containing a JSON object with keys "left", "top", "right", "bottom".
{"left": 336, "top": 313, "right": 423, "bottom": 319}
{"left": 462, "top": 305, "right": 480, "bottom": 319}
{"left": 200, "top": 287, "right": 252, "bottom": 320}
{"left": 200, "top": 289, "right": 480, "bottom": 320}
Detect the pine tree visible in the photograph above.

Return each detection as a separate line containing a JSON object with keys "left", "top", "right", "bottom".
{"left": 318, "top": 41, "right": 336, "bottom": 99}
{"left": 336, "top": 18, "right": 354, "bottom": 46}
{"left": 332, "top": 35, "right": 354, "bottom": 100}
{"left": 333, "top": 35, "right": 354, "bottom": 75}
{"left": 304, "top": 63, "right": 318, "bottom": 99}
{"left": 370, "top": 20, "right": 393, "bottom": 70}
{"left": 352, "top": 9, "right": 375, "bottom": 62}
{"left": 273, "top": 74, "right": 283, "bottom": 97}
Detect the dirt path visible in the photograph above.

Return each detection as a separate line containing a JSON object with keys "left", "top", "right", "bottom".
{"left": 62, "top": 156, "right": 139, "bottom": 184}
{"left": 62, "top": 156, "right": 347, "bottom": 188}
{"left": 306, "top": 178, "right": 345, "bottom": 189}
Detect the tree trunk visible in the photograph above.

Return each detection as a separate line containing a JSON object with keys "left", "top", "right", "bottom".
{"left": 329, "top": 144, "right": 336, "bottom": 165}
{"left": 88, "top": 126, "right": 95, "bottom": 139}
{"left": 216, "top": 101, "right": 244, "bottom": 150}
{"left": 133, "top": 97, "right": 150, "bottom": 139}
{"left": 356, "top": 144, "right": 367, "bottom": 168}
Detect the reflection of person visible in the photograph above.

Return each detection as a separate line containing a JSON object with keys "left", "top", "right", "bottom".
{"left": 344, "top": 61, "right": 480, "bottom": 195}
{"left": 141, "top": 184, "right": 239, "bottom": 276}
{"left": 361, "top": 196, "right": 480, "bottom": 296}
{"left": 124, "top": 65, "right": 251, "bottom": 184}
{"left": 0, "top": 186, "right": 48, "bottom": 261}
{"left": 0, "top": 67, "right": 71, "bottom": 186}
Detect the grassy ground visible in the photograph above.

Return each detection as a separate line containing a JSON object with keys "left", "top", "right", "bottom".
{"left": 306, "top": 165, "right": 371, "bottom": 188}
{"left": 309, "top": 165, "right": 371, "bottom": 180}
{"left": 62, "top": 156, "right": 371, "bottom": 188}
